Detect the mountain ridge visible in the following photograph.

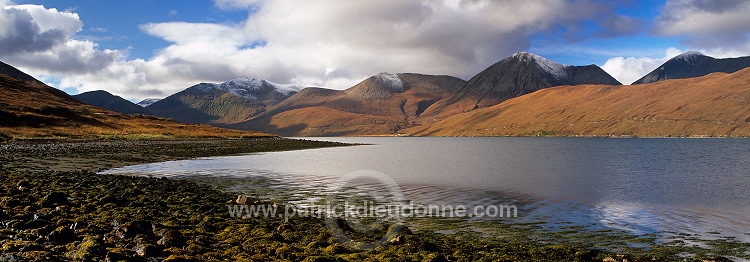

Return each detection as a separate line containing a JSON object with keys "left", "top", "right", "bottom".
{"left": 229, "top": 73, "right": 466, "bottom": 136}
{"left": 0, "top": 61, "right": 272, "bottom": 140}
{"left": 145, "top": 78, "right": 303, "bottom": 125}
{"left": 223, "top": 53, "right": 623, "bottom": 136}
{"left": 12, "top": 50, "right": 750, "bottom": 138}
{"left": 632, "top": 51, "right": 750, "bottom": 85}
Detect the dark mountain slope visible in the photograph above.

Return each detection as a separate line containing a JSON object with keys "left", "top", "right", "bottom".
{"left": 0, "top": 61, "right": 44, "bottom": 85}
{"left": 632, "top": 51, "right": 750, "bottom": 85}
{"left": 421, "top": 52, "right": 622, "bottom": 118}
{"left": 74, "top": 90, "right": 150, "bottom": 115}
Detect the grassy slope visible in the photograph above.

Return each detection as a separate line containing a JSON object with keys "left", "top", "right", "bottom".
{"left": 0, "top": 74, "right": 271, "bottom": 140}
{"left": 410, "top": 68, "right": 750, "bottom": 137}
{"left": 238, "top": 90, "right": 433, "bottom": 136}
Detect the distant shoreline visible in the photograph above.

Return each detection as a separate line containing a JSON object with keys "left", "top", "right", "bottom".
{"left": 351, "top": 134, "right": 750, "bottom": 138}
{"left": 0, "top": 138, "right": 350, "bottom": 172}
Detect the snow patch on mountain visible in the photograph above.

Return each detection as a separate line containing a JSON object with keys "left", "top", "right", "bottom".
{"left": 513, "top": 52, "right": 570, "bottom": 80}
{"left": 192, "top": 78, "right": 302, "bottom": 100}
{"left": 137, "top": 98, "right": 161, "bottom": 107}
{"left": 268, "top": 83, "right": 304, "bottom": 95}
{"left": 375, "top": 72, "right": 405, "bottom": 92}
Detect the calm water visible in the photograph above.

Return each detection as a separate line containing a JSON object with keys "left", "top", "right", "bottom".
{"left": 103, "top": 137, "right": 750, "bottom": 242}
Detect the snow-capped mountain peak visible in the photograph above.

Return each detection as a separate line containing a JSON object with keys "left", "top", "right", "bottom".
{"left": 512, "top": 52, "right": 570, "bottom": 79}
{"left": 672, "top": 51, "right": 706, "bottom": 64}
{"left": 192, "top": 78, "right": 302, "bottom": 100}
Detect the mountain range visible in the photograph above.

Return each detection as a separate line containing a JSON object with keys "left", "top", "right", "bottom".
{"left": 0, "top": 62, "right": 271, "bottom": 140}
{"left": 125, "top": 52, "right": 620, "bottom": 136}
{"left": 4, "top": 50, "right": 750, "bottom": 138}
{"left": 229, "top": 73, "right": 466, "bottom": 136}
{"left": 226, "top": 53, "right": 623, "bottom": 136}
{"left": 410, "top": 68, "right": 750, "bottom": 137}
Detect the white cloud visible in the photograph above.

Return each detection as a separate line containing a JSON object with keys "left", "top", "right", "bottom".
{"left": 140, "top": 22, "right": 247, "bottom": 46}
{"left": 655, "top": 0, "right": 750, "bottom": 36}
{"left": 601, "top": 47, "right": 683, "bottom": 85}
{"left": 0, "top": 4, "right": 82, "bottom": 55}
{"left": 231, "top": 0, "right": 616, "bottom": 86}
{"left": 654, "top": 0, "right": 750, "bottom": 56}
{"left": 214, "top": 0, "right": 261, "bottom": 10}
{"left": 7, "top": 40, "right": 120, "bottom": 74}
{"left": 0, "top": 1, "right": 631, "bottom": 101}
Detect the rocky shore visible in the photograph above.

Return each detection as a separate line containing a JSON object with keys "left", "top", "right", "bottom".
{"left": 0, "top": 139, "right": 728, "bottom": 261}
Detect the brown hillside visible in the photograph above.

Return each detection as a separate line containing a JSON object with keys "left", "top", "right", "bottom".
{"left": 409, "top": 68, "right": 750, "bottom": 137}
{"left": 0, "top": 73, "right": 272, "bottom": 140}
{"left": 231, "top": 73, "right": 465, "bottom": 136}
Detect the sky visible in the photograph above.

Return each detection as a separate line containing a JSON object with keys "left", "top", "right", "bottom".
{"left": 1, "top": 0, "right": 750, "bottom": 101}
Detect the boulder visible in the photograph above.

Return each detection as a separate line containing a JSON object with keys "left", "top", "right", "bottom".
{"left": 114, "top": 220, "right": 154, "bottom": 239}
{"left": 235, "top": 195, "right": 253, "bottom": 205}
{"left": 134, "top": 242, "right": 162, "bottom": 257}
{"left": 40, "top": 192, "right": 72, "bottom": 207}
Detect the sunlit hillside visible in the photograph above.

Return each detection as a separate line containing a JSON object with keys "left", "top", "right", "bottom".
{"left": 0, "top": 73, "right": 273, "bottom": 140}
{"left": 410, "top": 68, "right": 750, "bottom": 137}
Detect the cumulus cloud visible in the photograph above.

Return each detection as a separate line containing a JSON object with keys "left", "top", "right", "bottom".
{"left": 601, "top": 47, "right": 684, "bottom": 85}
{"left": 4, "top": 40, "right": 120, "bottom": 74}
{"left": 231, "top": 0, "right": 628, "bottom": 86}
{"left": 0, "top": 1, "right": 634, "bottom": 101}
{"left": 654, "top": 0, "right": 750, "bottom": 55}
{"left": 0, "top": 5, "right": 82, "bottom": 55}
{"left": 0, "top": 4, "right": 120, "bottom": 77}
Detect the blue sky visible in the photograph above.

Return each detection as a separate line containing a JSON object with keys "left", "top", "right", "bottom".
{"left": 1, "top": 0, "right": 750, "bottom": 101}
{"left": 31, "top": 1, "right": 251, "bottom": 59}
